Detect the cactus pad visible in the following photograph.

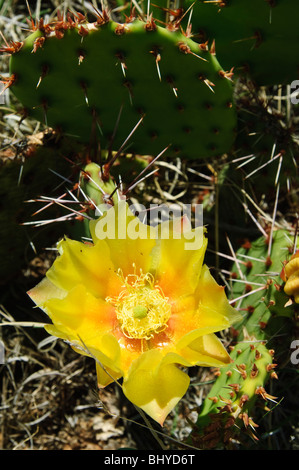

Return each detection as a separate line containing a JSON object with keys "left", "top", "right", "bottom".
{"left": 229, "top": 230, "right": 296, "bottom": 343}
{"left": 192, "top": 340, "right": 276, "bottom": 448}
{"left": 183, "top": 0, "right": 299, "bottom": 85}
{"left": 5, "top": 15, "right": 236, "bottom": 159}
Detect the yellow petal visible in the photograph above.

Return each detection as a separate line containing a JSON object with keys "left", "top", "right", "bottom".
{"left": 44, "top": 284, "right": 115, "bottom": 332}
{"left": 284, "top": 271, "right": 299, "bottom": 303}
{"left": 90, "top": 200, "right": 157, "bottom": 277}
{"left": 42, "top": 285, "right": 124, "bottom": 369}
{"left": 178, "top": 333, "right": 232, "bottom": 367}
{"left": 96, "top": 362, "right": 122, "bottom": 388}
{"left": 194, "top": 264, "right": 241, "bottom": 325}
{"left": 284, "top": 256, "right": 299, "bottom": 278}
{"left": 168, "top": 265, "right": 241, "bottom": 346}
{"left": 27, "top": 276, "right": 67, "bottom": 306}
{"left": 46, "top": 317, "right": 123, "bottom": 384}
{"left": 46, "top": 237, "right": 121, "bottom": 299}
{"left": 122, "top": 349, "right": 190, "bottom": 426}
{"left": 151, "top": 220, "right": 208, "bottom": 297}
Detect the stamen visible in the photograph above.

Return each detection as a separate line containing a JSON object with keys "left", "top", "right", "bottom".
{"left": 106, "top": 269, "right": 171, "bottom": 339}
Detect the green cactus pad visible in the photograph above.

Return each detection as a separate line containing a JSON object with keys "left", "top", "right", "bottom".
{"left": 7, "top": 16, "right": 236, "bottom": 159}
{"left": 192, "top": 340, "right": 275, "bottom": 448}
{"left": 183, "top": 0, "right": 299, "bottom": 85}
{"left": 229, "top": 230, "right": 296, "bottom": 343}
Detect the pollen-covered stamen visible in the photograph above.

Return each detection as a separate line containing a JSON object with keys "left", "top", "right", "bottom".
{"left": 106, "top": 270, "right": 171, "bottom": 340}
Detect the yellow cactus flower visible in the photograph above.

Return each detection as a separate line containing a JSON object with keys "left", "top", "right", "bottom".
{"left": 28, "top": 201, "right": 241, "bottom": 425}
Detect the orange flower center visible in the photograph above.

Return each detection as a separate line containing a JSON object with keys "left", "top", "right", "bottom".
{"left": 106, "top": 269, "right": 171, "bottom": 340}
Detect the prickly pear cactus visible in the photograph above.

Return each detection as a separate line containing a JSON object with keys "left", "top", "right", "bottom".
{"left": 75, "top": 161, "right": 120, "bottom": 237}
{"left": 3, "top": 14, "right": 236, "bottom": 159}
{"left": 189, "top": 229, "right": 298, "bottom": 448}
{"left": 183, "top": 0, "right": 299, "bottom": 85}
{"left": 191, "top": 340, "right": 276, "bottom": 449}
{"left": 229, "top": 230, "right": 297, "bottom": 345}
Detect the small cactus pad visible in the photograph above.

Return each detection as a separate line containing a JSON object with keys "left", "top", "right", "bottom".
{"left": 183, "top": 0, "right": 299, "bottom": 85}
{"left": 5, "top": 15, "right": 236, "bottom": 159}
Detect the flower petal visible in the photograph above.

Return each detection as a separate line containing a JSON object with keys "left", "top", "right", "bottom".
{"left": 122, "top": 349, "right": 190, "bottom": 426}
{"left": 151, "top": 220, "right": 208, "bottom": 298}
{"left": 43, "top": 284, "right": 115, "bottom": 333}
{"left": 90, "top": 200, "right": 157, "bottom": 277}
{"left": 42, "top": 285, "right": 124, "bottom": 370}
{"left": 177, "top": 333, "right": 232, "bottom": 367}
{"left": 27, "top": 276, "right": 67, "bottom": 306}
{"left": 46, "top": 237, "right": 122, "bottom": 299}
{"left": 193, "top": 265, "right": 241, "bottom": 325}
{"left": 168, "top": 265, "right": 241, "bottom": 347}
{"left": 96, "top": 362, "right": 122, "bottom": 388}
